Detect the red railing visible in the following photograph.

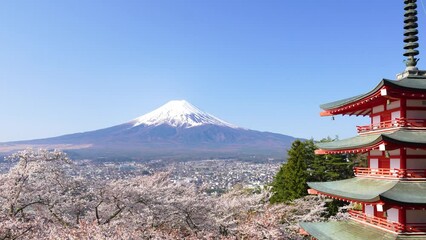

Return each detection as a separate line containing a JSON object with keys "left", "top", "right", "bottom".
{"left": 406, "top": 169, "right": 426, "bottom": 178}
{"left": 357, "top": 118, "right": 426, "bottom": 133}
{"left": 349, "top": 210, "right": 405, "bottom": 232}
{"left": 354, "top": 167, "right": 405, "bottom": 178}
{"left": 354, "top": 167, "right": 426, "bottom": 179}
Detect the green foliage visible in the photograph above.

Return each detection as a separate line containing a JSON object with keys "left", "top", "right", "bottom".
{"left": 270, "top": 140, "right": 308, "bottom": 203}
{"left": 349, "top": 152, "right": 368, "bottom": 168}
{"left": 270, "top": 138, "right": 364, "bottom": 205}
{"left": 323, "top": 199, "right": 346, "bottom": 218}
{"left": 307, "top": 138, "right": 354, "bottom": 182}
{"left": 352, "top": 202, "right": 363, "bottom": 211}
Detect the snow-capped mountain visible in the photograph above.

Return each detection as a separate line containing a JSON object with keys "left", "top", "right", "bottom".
{"left": 131, "top": 100, "right": 238, "bottom": 129}
{"left": 1, "top": 100, "right": 298, "bottom": 161}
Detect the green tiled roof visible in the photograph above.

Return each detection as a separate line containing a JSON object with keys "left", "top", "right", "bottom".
{"left": 320, "top": 78, "right": 426, "bottom": 111}
{"left": 308, "top": 178, "right": 426, "bottom": 204}
{"left": 317, "top": 134, "right": 381, "bottom": 150}
{"left": 382, "top": 130, "right": 426, "bottom": 145}
{"left": 390, "top": 77, "right": 426, "bottom": 90}
{"left": 300, "top": 220, "right": 426, "bottom": 240}
{"left": 317, "top": 130, "right": 426, "bottom": 151}
{"left": 320, "top": 94, "right": 366, "bottom": 111}
{"left": 381, "top": 181, "right": 426, "bottom": 205}
{"left": 308, "top": 178, "right": 398, "bottom": 202}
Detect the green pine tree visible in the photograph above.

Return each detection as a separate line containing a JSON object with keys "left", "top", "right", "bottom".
{"left": 270, "top": 138, "right": 365, "bottom": 204}
{"left": 270, "top": 140, "right": 308, "bottom": 203}
{"left": 307, "top": 138, "right": 354, "bottom": 182}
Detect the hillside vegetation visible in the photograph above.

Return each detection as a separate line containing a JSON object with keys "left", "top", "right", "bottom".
{"left": 0, "top": 149, "right": 334, "bottom": 240}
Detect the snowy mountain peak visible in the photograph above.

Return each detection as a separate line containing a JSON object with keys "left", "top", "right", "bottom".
{"left": 131, "top": 100, "right": 238, "bottom": 128}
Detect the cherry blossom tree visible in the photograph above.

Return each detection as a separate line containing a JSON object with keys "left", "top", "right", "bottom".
{"left": 0, "top": 149, "right": 331, "bottom": 239}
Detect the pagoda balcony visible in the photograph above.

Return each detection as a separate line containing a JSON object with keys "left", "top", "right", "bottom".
{"left": 357, "top": 118, "right": 426, "bottom": 133}
{"left": 354, "top": 167, "right": 426, "bottom": 179}
{"left": 348, "top": 210, "right": 405, "bottom": 233}
{"left": 406, "top": 223, "right": 426, "bottom": 233}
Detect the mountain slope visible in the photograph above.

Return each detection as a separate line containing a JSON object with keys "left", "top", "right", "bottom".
{"left": 1, "top": 100, "right": 297, "bottom": 160}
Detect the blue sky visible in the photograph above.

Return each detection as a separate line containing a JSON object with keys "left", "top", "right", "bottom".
{"left": 0, "top": 0, "right": 423, "bottom": 142}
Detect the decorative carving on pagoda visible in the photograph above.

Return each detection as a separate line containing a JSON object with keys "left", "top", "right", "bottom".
{"left": 403, "top": 0, "right": 420, "bottom": 69}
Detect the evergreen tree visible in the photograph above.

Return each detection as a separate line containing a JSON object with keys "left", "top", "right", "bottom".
{"left": 308, "top": 153, "right": 352, "bottom": 181}
{"left": 307, "top": 138, "right": 354, "bottom": 182}
{"left": 270, "top": 138, "right": 364, "bottom": 204}
{"left": 270, "top": 140, "right": 308, "bottom": 203}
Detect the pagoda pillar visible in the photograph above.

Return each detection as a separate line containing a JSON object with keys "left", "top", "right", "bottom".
{"left": 400, "top": 99, "right": 407, "bottom": 119}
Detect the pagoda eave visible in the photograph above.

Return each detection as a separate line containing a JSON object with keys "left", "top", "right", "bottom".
{"left": 315, "top": 141, "right": 384, "bottom": 155}
{"left": 320, "top": 88, "right": 383, "bottom": 117}
{"left": 299, "top": 220, "right": 420, "bottom": 240}
{"left": 320, "top": 78, "right": 426, "bottom": 117}
{"left": 307, "top": 178, "right": 398, "bottom": 203}
{"left": 308, "top": 178, "right": 426, "bottom": 205}
{"left": 380, "top": 181, "right": 426, "bottom": 206}
{"left": 315, "top": 130, "right": 426, "bottom": 155}
{"left": 309, "top": 188, "right": 383, "bottom": 204}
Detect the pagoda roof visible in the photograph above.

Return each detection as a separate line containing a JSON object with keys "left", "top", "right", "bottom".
{"left": 320, "top": 77, "right": 426, "bottom": 116}
{"left": 308, "top": 178, "right": 398, "bottom": 202}
{"left": 316, "top": 130, "right": 426, "bottom": 154}
{"left": 300, "top": 220, "right": 425, "bottom": 240}
{"left": 308, "top": 178, "right": 426, "bottom": 204}
{"left": 381, "top": 181, "right": 426, "bottom": 205}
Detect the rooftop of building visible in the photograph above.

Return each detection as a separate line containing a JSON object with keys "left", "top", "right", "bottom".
{"left": 315, "top": 129, "right": 426, "bottom": 153}
{"left": 300, "top": 220, "right": 426, "bottom": 240}
{"left": 320, "top": 75, "right": 426, "bottom": 115}
{"left": 308, "top": 177, "right": 426, "bottom": 205}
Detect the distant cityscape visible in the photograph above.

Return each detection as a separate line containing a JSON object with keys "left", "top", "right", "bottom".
{"left": 0, "top": 158, "right": 281, "bottom": 194}
{"left": 169, "top": 160, "right": 280, "bottom": 193}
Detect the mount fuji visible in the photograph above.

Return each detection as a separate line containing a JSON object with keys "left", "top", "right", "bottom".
{"left": 1, "top": 100, "right": 297, "bottom": 161}
{"left": 132, "top": 100, "right": 238, "bottom": 129}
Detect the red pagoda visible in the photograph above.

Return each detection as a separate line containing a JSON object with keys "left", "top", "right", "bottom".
{"left": 300, "top": 1, "right": 426, "bottom": 239}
